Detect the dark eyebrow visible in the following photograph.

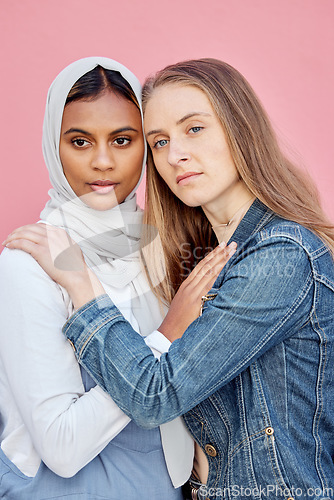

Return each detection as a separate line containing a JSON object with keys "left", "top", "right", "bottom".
{"left": 112, "top": 127, "right": 140, "bottom": 134}
{"left": 146, "top": 112, "right": 211, "bottom": 137}
{"left": 64, "top": 128, "right": 92, "bottom": 136}
{"left": 63, "top": 126, "right": 139, "bottom": 136}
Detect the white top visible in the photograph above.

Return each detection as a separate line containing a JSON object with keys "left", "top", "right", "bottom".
{"left": 0, "top": 247, "right": 194, "bottom": 485}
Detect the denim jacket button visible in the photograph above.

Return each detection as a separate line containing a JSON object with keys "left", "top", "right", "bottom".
{"left": 265, "top": 426, "right": 274, "bottom": 436}
{"left": 205, "top": 444, "right": 217, "bottom": 457}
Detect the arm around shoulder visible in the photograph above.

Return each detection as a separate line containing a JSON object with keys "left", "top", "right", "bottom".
{"left": 63, "top": 237, "right": 314, "bottom": 427}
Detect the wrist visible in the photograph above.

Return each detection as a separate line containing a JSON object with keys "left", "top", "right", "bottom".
{"left": 66, "top": 268, "right": 105, "bottom": 309}
{"left": 158, "top": 320, "right": 180, "bottom": 343}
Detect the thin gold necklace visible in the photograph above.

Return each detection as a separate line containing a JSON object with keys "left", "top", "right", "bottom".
{"left": 211, "top": 197, "right": 255, "bottom": 235}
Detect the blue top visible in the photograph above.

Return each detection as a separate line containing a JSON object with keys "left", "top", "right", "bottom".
{"left": 63, "top": 200, "right": 334, "bottom": 499}
{"left": 0, "top": 366, "right": 182, "bottom": 499}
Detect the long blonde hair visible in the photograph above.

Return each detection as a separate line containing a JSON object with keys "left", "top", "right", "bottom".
{"left": 141, "top": 58, "right": 334, "bottom": 304}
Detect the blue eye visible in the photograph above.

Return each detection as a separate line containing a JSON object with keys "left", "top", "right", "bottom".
{"left": 153, "top": 139, "right": 168, "bottom": 149}
{"left": 189, "top": 126, "right": 203, "bottom": 134}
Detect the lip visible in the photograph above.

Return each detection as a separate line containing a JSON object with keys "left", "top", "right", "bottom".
{"left": 176, "top": 172, "right": 202, "bottom": 186}
{"left": 89, "top": 180, "right": 117, "bottom": 194}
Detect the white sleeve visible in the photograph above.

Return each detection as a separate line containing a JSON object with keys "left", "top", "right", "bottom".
{"left": 0, "top": 248, "right": 131, "bottom": 478}
{"left": 144, "top": 330, "right": 171, "bottom": 359}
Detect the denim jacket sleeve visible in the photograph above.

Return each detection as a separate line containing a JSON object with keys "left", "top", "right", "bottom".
{"left": 63, "top": 235, "right": 314, "bottom": 428}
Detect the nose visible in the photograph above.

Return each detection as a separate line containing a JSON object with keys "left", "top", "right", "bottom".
{"left": 167, "top": 139, "right": 190, "bottom": 167}
{"left": 91, "top": 143, "right": 114, "bottom": 171}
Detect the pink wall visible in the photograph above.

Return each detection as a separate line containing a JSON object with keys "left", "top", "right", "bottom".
{"left": 1, "top": 0, "right": 333, "bottom": 243}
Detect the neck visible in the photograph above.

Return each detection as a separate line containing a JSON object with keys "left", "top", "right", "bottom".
{"left": 202, "top": 184, "right": 255, "bottom": 243}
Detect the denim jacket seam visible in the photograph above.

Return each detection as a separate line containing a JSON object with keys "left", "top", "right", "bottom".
{"left": 265, "top": 432, "right": 291, "bottom": 492}
{"left": 252, "top": 210, "right": 275, "bottom": 235}
{"left": 235, "top": 373, "right": 262, "bottom": 494}
{"left": 228, "top": 428, "right": 267, "bottom": 461}
{"left": 185, "top": 410, "right": 221, "bottom": 487}
{"left": 210, "top": 394, "right": 232, "bottom": 443}
{"left": 314, "top": 273, "right": 334, "bottom": 291}
{"left": 310, "top": 245, "right": 330, "bottom": 259}
{"left": 250, "top": 361, "right": 274, "bottom": 429}
{"left": 310, "top": 307, "right": 329, "bottom": 489}
{"left": 77, "top": 315, "right": 123, "bottom": 360}
{"left": 63, "top": 294, "right": 109, "bottom": 333}
{"left": 209, "top": 394, "right": 233, "bottom": 487}
{"left": 0, "top": 469, "right": 13, "bottom": 486}
{"left": 249, "top": 361, "right": 292, "bottom": 489}
{"left": 70, "top": 311, "right": 123, "bottom": 355}
{"left": 259, "top": 227, "right": 330, "bottom": 268}
{"left": 185, "top": 409, "right": 207, "bottom": 448}
{"left": 257, "top": 229, "right": 307, "bottom": 254}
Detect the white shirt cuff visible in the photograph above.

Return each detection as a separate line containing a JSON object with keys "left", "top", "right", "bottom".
{"left": 144, "top": 330, "right": 171, "bottom": 359}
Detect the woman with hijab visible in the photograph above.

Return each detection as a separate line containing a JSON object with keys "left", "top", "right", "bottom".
{"left": 0, "top": 56, "right": 203, "bottom": 499}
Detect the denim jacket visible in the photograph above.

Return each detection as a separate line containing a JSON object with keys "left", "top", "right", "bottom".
{"left": 64, "top": 200, "right": 334, "bottom": 499}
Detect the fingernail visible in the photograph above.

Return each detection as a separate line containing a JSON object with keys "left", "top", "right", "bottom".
{"left": 229, "top": 241, "right": 237, "bottom": 249}
{"left": 219, "top": 241, "right": 227, "bottom": 248}
{"left": 228, "top": 248, "right": 236, "bottom": 257}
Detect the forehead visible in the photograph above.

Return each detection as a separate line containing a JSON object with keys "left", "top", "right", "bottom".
{"left": 144, "top": 84, "right": 213, "bottom": 125}
{"left": 61, "top": 91, "right": 141, "bottom": 127}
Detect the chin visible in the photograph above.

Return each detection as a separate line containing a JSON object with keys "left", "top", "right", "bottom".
{"left": 177, "top": 195, "right": 203, "bottom": 208}
{"left": 89, "top": 200, "right": 120, "bottom": 211}
{"left": 79, "top": 192, "right": 121, "bottom": 211}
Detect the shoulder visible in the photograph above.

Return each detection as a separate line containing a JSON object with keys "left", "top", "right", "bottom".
{"left": 252, "top": 217, "right": 328, "bottom": 257}
{"left": 0, "top": 246, "right": 49, "bottom": 279}
{"left": 0, "top": 247, "right": 67, "bottom": 304}
{"left": 223, "top": 218, "right": 316, "bottom": 285}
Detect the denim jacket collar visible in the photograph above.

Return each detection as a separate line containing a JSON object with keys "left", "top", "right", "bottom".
{"left": 227, "top": 198, "right": 275, "bottom": 248}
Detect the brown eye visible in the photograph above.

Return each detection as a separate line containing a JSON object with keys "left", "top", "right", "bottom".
{"left": 114, "top": 137, "right": 131, "bottom": 146}
{"left": 72, "top": 139, "right": 89, "bottom": 147}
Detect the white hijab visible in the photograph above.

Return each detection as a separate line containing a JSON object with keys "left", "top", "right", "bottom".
{"left": 40, "top": 57, "right": 163, "bottom": 334}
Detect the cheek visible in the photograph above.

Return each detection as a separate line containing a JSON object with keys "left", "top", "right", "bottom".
{"left": 151, "top": 152, "right": 169, "bottom": 179}
{"left": 154, "top": 163, "right": 169, "bottom": 184}
{"left": 59, "top": 149, "right": 78, "bottom": 179}
{"left": 62, "top": 162, "right": 81, "bottom": 183}
{"left": 123, "top": 147, "right": 144, "bottom": 183}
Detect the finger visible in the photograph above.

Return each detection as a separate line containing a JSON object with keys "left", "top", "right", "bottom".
{"left": 3, "top": 229, "right": 48, "bottom": 247}
{"left": 199, "top": 247, "right": 237, "bottom": 296}
{"left": 181, "top": 244, "right": 223, "bottom": 284}
{"left": 190, "top": 241, "right": 235, "bottom": 276}
{"left": 187, "top": 242, "right": 237, "bottom": 284}
{"left": 195, "top": 247, "right": 237, "bottom": 294}
{"left": 182, "top": 245, "right": 237, "bottom": 303}
{"left": 4, "top": 238, "right": 42, "bottom": 257}
{"left": 3, "top": 225, "right": 49, "bottom": 245}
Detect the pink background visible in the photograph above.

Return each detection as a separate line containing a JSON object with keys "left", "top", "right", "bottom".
{"left": 1, "top": 0, "right": 333, "bottom": 244}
